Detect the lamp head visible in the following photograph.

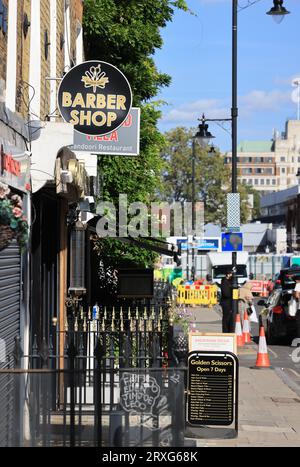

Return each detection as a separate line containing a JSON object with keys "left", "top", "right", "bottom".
{"left": 194, "top": 114, "right": 215, "bottom": 148}
{"left": 266, "top": 0, "right": 290, "bottom": 23}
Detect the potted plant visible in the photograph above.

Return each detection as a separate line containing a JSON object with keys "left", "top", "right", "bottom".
{"left": 0, "top": 182, "right": 28, "bottom": 251}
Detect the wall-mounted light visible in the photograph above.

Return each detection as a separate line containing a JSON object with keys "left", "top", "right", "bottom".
{"left": 23, "top": 13, "right": 31, "bottom": 38}
{"left": 44, "top": 30, "right": 51, "bottom": 60}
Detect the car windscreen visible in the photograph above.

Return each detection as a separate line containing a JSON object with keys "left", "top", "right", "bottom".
{"left": 213, "top": 265, "right": 247, "bottom": 279}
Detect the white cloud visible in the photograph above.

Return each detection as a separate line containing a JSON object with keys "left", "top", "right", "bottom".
{"left": 161, "top": 88, "right": 292, "bottom": 126}
{"left": 240, "top": 89, "right": 291, "bottom": 112}
{"left": 161, "top": 99, "right": 230, "bottom": 124}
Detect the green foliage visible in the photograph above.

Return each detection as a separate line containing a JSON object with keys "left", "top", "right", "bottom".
{"left": 83, "top": 1, "right": 188, "bottom": 269}
{"left": 93, "top": 236, "right": 157, "bottom": 270}
{"left": 83, "top": 0, "right": 188, "bottom": 102}
{"left": 161, "top": 127, "right": 253, "bottom": 226}
{"left": 0, "top": 184, "right": 28, "bottom": 250}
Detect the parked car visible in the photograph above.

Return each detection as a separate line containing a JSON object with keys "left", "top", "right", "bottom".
{"left": 260, "top": 287, "right": 298, "bottom": 344}
{"left": 274, "top": 266, "right": 300, "bottom": 291}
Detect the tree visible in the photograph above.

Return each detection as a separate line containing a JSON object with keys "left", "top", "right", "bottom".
{"left": 83, "top": 0, "right": 188, "bottom": 103}
{"left": 82, "top": 1, "right": 188, "bottom": 275}
{"left": 161, "top": 127, "right": 253, "bottom": 226}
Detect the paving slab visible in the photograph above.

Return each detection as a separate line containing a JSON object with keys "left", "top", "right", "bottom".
{"left": 185, "top": 306, "right": 300, "bottom": 447}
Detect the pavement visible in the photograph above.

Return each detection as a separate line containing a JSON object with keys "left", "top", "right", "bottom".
{"left": 185, "top": 305, "right": 300, "bottom": 447}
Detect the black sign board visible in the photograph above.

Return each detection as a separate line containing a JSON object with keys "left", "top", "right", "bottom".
{"left": 58, "top": 61, "right": 132, "bottom": 136}
{"left": 117, "top": 269, "right": 154, "bottom": 298}
{"left": 187, "top": 351, "right": 238, "bottom": 427}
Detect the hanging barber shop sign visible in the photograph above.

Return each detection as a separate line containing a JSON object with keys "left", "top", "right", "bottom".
{"left": 58, "top": 61, "right": 132, "bottom": 136}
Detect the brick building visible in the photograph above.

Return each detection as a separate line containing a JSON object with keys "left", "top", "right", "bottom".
{"left": 0, "top": 0, "right": 88, "bottom": 381}
{"left": 224, "top": 120, "right": 300, "bottom": 193}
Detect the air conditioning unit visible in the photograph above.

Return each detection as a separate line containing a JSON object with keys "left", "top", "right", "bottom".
{"left": 69, "top": 221, "right": 86, "bottom": 296}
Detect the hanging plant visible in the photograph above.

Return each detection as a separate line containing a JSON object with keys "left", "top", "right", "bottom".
{"left": 0, "top": 183, "right": 28, "bottom": 251}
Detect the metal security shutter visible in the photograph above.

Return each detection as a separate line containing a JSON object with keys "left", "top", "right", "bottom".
{"left": 0, "top": 240, "right": 21, "bottom": 446}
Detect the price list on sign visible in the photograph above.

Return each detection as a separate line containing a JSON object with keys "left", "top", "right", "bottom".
{"left": 187, "top": 352, "right": 237, "bottom": 426}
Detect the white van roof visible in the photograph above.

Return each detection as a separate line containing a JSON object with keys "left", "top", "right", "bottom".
{"left": 208, "top": 251, "right": 249, "bottom": 266}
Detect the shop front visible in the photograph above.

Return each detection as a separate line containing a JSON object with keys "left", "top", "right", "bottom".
{"left": 0, "top": 138, "right": 31, "bottom": 447}
{"left": 30, "top": 144, "right": 90, "bottom": 355}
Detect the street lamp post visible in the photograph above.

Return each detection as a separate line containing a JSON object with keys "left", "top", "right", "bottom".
{"left": 191, "top": 138, "right": 196, "bottom": 282}
{"left": 196, "top": 0, "right": 290, "bottom": 328}
{"left": 231, "top": 0, "right": 239, "bottom": 326}
{"left": 191, "top": 119, "right": 216, "bottom": 282}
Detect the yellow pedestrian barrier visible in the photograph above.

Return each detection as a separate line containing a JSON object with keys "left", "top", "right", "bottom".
{"left": 176, "top": 284, "right": 218, "bottom": 307}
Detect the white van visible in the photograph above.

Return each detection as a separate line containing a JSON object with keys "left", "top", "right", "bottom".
{"left": 207, "top": 251, "right": 249, "bottom": 286}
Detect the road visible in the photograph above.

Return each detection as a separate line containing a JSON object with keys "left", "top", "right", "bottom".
{"left": 253, "top": 298, "right": 300, "bottom": 398}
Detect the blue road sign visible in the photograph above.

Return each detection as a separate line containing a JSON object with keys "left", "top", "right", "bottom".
{"left": 221, "top": 232, "right": 243, "bottom": 252}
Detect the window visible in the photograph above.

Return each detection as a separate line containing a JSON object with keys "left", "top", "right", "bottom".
{"left": 266, "top": 179, "right": 270, "bottom": 185}
{"left": 298, "top": 157, "right": 300, "bottom": 163}
{"left": 254, "top": 179, "right": 259, "bottom": 185}
{"left": 280, "top": 157, "right": 286, "bottom": 162}
{"left": 260, "top": 179, "right": 265, "bottom": 185}
{"left": 242, "top": 168, "right": 252, "bottom": 174}
{"left": 272, "top": 179, "right": 276, "bottom": 185}
{"left": 281, "top": 168, "right": 286, "bottom": 174}
{"left": 248, "top": 179, "right": 253, "bottom": 185}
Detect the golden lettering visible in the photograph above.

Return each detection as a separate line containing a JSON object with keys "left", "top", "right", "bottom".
{"left": 62, "top": 92, "right": 72, "bottom": 107}
{"left": 86, "top": 93, "right": 96, "bottom": 109}
{"left": 70, "top": 110, "right": 80, "bottom": 125}
{"left": 107, "top": 112, "right": 117, "bottom": 126}
{"left": 72, "top": 93, "right": 86, "bottom": 108}
{"left": 117, "top": 95, "right": 126, "bottom": 110}
{"left": 107, "top": 94, "right": 116, "bottom": 109}
{"left": 79, "top": 112, "right": 92, "bottom": 126}
{"left": 92, "top": 111, "right": 106, "bottom": 126}
{"left": 96, "top": 95, "right": 107, "bottom": 109}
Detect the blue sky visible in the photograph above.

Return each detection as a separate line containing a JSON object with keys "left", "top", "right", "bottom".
{"left": 154, "top": 0, "right": 300, "bottom": 152}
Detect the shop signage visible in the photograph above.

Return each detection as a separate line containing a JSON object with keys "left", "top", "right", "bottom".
{"left": 72, "top": 107, "right": 140, "bottom": 156}
{"left": 58, "top": 61, "right": 132, "bottom": 136}
{"left": 187, "top": 351, "right": 238, "bottom": 427}
{"left": 189, "top": 333, "right": 237, "bottom": 354}
{"left": 178, "top": 238, "right": 220, "bottom": 251}
{"left": 0, "top": 142, "right": 31, "bottom": 192}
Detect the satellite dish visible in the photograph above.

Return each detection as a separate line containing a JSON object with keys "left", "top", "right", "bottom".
{"left": 292, "top": 78, "right": 300, "bottom": 87}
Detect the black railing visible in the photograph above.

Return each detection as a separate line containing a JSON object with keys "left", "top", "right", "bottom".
{"left": 0, "top": 281, "right": 190, "bottom": 447}
{"left": 0, "top": 362, "right": 187, "bottom": 447}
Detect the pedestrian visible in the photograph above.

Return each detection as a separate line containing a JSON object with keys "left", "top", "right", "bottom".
{"left": 205, "top": 274, "right": 213, "bottom": 285}
{"left": 238, "top": 281, "right": 254, "bottom": 333}
{"left": 292, "top": 275, "right": 300, "bottom": 346}
{"left": 220, "top": 270, "right": 235, "bottom": 333}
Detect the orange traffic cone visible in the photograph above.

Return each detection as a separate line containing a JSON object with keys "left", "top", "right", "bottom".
{"left": 235, "top": 313, "right": 245, "bottom": 347}
{"left": 253, "top": 324, "right": 271, "bottom": 369}
{"left": 242, "top": 311, "right": 251, "bottom": 344}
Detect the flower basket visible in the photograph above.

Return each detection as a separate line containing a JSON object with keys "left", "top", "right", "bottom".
{"left": 0, "top": 224, "right": 16, "bottom": 252}
{"left": 0, "top": 183, "right": 28, "bottom": 252}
